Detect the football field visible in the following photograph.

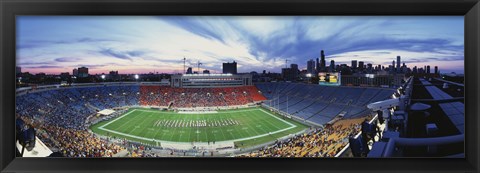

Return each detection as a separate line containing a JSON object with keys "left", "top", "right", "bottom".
{"left": 90, "top": 108, "right": 308, "bottom": 148}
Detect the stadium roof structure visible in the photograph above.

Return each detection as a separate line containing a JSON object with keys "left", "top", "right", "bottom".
{"left": 439, "top": 102, "right": 465, "bottom": 134}
{"left": 356, "top": 76, "right": 465, "bottom": 158}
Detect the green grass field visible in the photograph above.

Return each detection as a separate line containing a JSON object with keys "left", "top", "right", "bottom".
{"left": 90, "top": 107, "right": 308, "bottom": 148}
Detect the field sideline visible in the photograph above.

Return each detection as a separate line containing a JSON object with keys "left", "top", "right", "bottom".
{"left": 90, "top": 107, "right": 309, "bottom": 148}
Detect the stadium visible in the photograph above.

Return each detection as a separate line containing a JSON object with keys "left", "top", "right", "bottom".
{"left": 15, "top": 73, "right": 396, "bottom": 157}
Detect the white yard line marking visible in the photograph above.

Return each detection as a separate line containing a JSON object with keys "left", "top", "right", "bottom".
{"left": 100, "top": 109, "right": 137, "bottom": 129}
{"left": 97, "top": 108, "right": 298, "bottom": 145}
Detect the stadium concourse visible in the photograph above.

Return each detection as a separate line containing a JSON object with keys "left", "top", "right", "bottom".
{"left": 15, "top": 82, "right": 394, "bottom": 157}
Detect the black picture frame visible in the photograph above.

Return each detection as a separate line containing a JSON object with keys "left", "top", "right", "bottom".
{"left": 1, "top": 0, "right": 479, "bottom": 172}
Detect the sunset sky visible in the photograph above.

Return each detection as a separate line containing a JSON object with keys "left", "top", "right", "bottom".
{"left": 17, "top": 16, "right": 464, "bottom": 75}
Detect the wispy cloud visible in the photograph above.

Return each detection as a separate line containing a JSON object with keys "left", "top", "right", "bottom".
{"left": 16, "top": 16, "right": 464, "bottom": 74}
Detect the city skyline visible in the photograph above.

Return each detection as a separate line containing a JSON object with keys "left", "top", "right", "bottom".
{"left": 17, "top": 16, "right": 464, "bottom": 74}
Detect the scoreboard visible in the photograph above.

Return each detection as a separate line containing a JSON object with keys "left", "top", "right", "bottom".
{"left": 319, "top": 72, "right": 341, "bottom": 86}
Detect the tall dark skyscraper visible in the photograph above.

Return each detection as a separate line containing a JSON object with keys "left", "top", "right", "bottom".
{"left": 358, "top": 61, "right": 364, "bottom": 71}
{"left": 320, "top": 50, "right": 326, "bottom": 72}
{"left": 427, "top": 65, "right": 431, "bottom": 74}
{"left": 222, "top": 61, "right": 237, "bottom": 74}
{"left": 351, "top": 60, "right": 357, "bottom": 69}
{"left": 435, "top": 66, "right": 438, "bottom": 74}
{"left": 396, "top": 56, "right": 401, "bottom": 72}
{"left": 330, "top": 60, "right": 335, "bottom": 72}
{"left": 392, "top": 60, "right": 395, "bottom": 70}
{"left": 307, "top": 59, "right": 315, "bottom": 74}
{"left": 316, "top": 58, "right": 319, "bottom": 73}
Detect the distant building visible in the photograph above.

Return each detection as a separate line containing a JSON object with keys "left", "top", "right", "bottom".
{"left": 367, "top": 63, "right": 373, "bottom": 73}
{"left": 358, "top": 61, "right": 365, "bottom": 71}
{"left": 427, "top": 65, "right": 431, "bottom": 74}
{"left": 60, "top": 72, "right": 70, "bottom": 80}
{"left": 320, "top": 50, "right": 326, "bottom": 72}
{"left": 330, "top": 60, "right": 335, "bottom": 72}
{"left": 392, "top": 60, "right": 395, "bottom": 72}
{"left": 435, "top": 66, "right": 439, "bottom": 74}
{"left": 291, "top": 64, "right": 299, "bottom": 79}
{"left": 186, "top": 67, "right": 193, "bottom": 74}
{"left": 282, "top": 68, "right": 292, "bottom": 81}
{"left": 203, "top": 69, "right": 210, "bottom": 74}
{"left": 307, "top": 59, "right": 315, "bottom": 74}
{"left": 222, "top": 61, "right": 237, "bottom": 74}
{"left": 109, "top": 71, "right": 120, "bottom": 81}
{"left": 72, "top": 68, "right": 78, "bottom": 77}
{"left": 351, "top": 60, "right": 357, "bottom": 69}
{"left": 77, "top": 67, "right": 89, "bottom": 78}
{"left": 396, "top": 56, "right": 401, "bottom": 72}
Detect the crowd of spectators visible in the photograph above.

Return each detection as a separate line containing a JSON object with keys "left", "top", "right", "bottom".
{"left": 241, "top": 117, "right": 367, "bottom": 157}
{"left": 18, "top": 115, "right": 125, "bottom": 157}
{"left": 139, "top": 86, "right": 266, "bottom": 108}
{"left": 15, "top": 85, "right": 265, "bottom": 157}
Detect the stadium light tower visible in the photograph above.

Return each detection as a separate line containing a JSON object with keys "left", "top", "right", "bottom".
{"left": 182, "top": 57, "right": 187, "bottom": 74}
{"left": 134, "top": 74, "right": 139, "bottom": 82}
{"left": 197, "top": 60, "right": 203, "bottom": 73}
{"left": 101, "top": 74, "right": 106, "bottom": 82}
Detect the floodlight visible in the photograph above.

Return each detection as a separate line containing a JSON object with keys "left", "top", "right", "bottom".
{"left": 101, "top": 74, "right": 106, "bottom": 79}
{"left": 134, "top": 74, "right": 139, "bottom": 80}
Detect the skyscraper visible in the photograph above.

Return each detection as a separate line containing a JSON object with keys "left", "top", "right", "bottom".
{"left": 435, "top": 66, "right": 439, "bottom": 74}
{"left": 330, "top": 60, "right": 335, "bottom": 72}
{"left": 351, "top": 60, "right": 357, "bottom": 69}
{"left": 427, "top": 65, "right": 431, "bottom": 74}
{"left": 396, "top": 56, "right": 401, "bottom": 72}
{"left": 307, "top": 59, "right": 315, "bottom": 74}
{"left": 358, "top": 61, "right": 364, "bottom": 71}
{"left": 222, "top": 61, "right": 237, "bottom": 74}
{"left": 320, "top": 50, "right": 326, "bottom": 72}
{"left": 316, "top": 58, "right": 319, "bottom": 73}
